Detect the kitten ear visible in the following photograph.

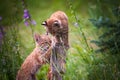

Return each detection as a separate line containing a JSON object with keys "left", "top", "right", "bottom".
{"left": 41, "top": 21, "right": 47, "bottom": 26}
{"left": 34, "top": 33, "right": 42, "bottom": 42}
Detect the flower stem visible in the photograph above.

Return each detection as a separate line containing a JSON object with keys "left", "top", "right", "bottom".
{"left": 68, "top": 0, "right": 91, "bottom": 51}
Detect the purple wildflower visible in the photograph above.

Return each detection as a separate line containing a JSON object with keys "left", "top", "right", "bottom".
{"left": 23, "top": 9, "right": 30, "bottom": 19}
{"left": 23, "top": 9, "right": 36, "bottom": 26}
{"left": 31, "top": 20, "right": 36, "bottom": 25}
{"left": 24, "top": 21, "right": 29, "bottom": 26}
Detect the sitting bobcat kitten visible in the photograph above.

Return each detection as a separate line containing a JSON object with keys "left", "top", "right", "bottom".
{"left": 42, "top": 11, "right": 69, "bottom": 50}
{"left": 16, "top": 34, "right": 52, "bottom": 80}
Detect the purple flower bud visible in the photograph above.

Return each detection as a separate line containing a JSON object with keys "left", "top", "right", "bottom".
{"left": 24, "top": 21, "right": 29, "bottom": 26}
{"left": 31, "top": 20, "right": 36, "bottom": 25}
{"left": 23, "top": 9, "right": 30, "bottom": 19}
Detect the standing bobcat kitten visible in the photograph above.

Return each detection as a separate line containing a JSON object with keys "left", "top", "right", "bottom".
{"left": 42, "top": 11, "right": 69, "bottom": 50}
{"left": 42, "top": 11, "right": 69, "bottom": 80}
{"left": 16, "top": 34, "right": 52, "bottom": 80}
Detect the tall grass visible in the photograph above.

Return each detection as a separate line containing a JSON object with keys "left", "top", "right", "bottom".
{"left": 0, "top": 26, "right": 22, "bottom": 80}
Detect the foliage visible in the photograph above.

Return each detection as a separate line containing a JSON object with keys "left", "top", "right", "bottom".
{"left": 0, "top": 0, "right": 23, "bottom": 80}
{"left": 0, "top": 26, "right": 22, "bottom": 80}
{"left": 90, "top": 7, "right": 120, "bottom": 54}
{"left": 88, "top": 1, "right": 120, "bottom": 80}
{"left": 0, "top": 0, "right": 22, "bottom": 26}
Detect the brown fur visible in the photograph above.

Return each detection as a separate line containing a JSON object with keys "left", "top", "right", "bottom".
{"left": 42, "top": 11, "right": 69, "bottom": 50}
{"left": 16, "top": 34, "right": 52, "bottom": 80}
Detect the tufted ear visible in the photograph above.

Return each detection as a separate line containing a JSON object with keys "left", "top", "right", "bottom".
{"left": 41, "top": 21, "right": 47, "bottom": 26}
{"left": 34, "top": 33, "right": 42, "bottom": 43}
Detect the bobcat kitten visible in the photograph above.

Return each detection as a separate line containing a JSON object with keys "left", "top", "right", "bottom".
{"left": 16, "top": 34, "right": 52, "bottom": 80}
{"left": 42, "top": 11, "right": 69, "bottom": 50}
{"left": 42, "top": 11, "right": 69, "bottom": 80}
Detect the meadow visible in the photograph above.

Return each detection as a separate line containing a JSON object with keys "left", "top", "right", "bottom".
{"left": 0, "top": 0, "right": 120, "bottom": 80}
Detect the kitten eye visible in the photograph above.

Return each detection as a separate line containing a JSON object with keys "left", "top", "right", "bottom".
{"left": 49, "top": 40, "right": 52, "bottom": 43}
{"left": 34, "top": 33, "right": 42, "bottom": 42}
{"left": 36, "top": 38, "right": 39, "bottom": 42}
{"left": 53, "top": 21, "right": 60, "bottom": 27}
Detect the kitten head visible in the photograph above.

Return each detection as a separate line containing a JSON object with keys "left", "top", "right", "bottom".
{"left": 41, "top": 18, "right": 62, "bottom": 36}
{"left": 34, "top": 33, "right": 51, "bottom": 48}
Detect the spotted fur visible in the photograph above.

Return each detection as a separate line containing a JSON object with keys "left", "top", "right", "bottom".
{"left": 16, "top": 34, "right": 52, "bottom": 80}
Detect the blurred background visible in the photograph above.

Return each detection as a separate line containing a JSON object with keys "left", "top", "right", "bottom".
{"left": 0, "top": 0, "right": 120, "bottom": 80}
